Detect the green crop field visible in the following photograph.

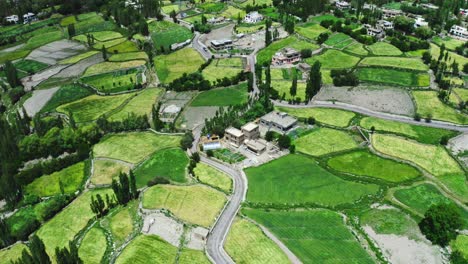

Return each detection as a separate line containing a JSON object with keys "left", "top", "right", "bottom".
{"left": 451, "top": 235, "right": 468, "bottom": 259}
{"left": 191, "top": 83, "right": 248, "bottom": 107}
{"left": 194, "top": 163, "right": 232, "bottom": 193}
{"left": 0, "top": 49, "right": 30, "bottom": 65}
{"left": 40, "top": 84, "right": 94, "bottom": 113}
{"left": 243, "top": 209, "right": 374, "bottom": 264}
{"left": 271, "top": 80, "right": 306, "bottom": 101}
{"left": 81, "top": 68, "right": 143, "bottom": 93}
{"left": 413, "top": 91, "right": 468, "bottom": 125}
{"left": 344, "top": 42, "right": 369, "bottom": 56}
{"left": 107, "top": 40, "right": 139, "bottom": 54}
{"left": 202, "top": 63, "right": 243, "bottom": 84}
{"left": 310, "top": 14, "right": 342, "bottom": 23}
{"left": 432, "top": 36, "right": 465, "bottom": 51}
{"left": 225, "top": 218, "right": 290, "bottom": 264}
{"left": 198, "top": 2, "right": 225, "bottom": 12}
{"left": 430, "top": 43, "right": 468, "bottom": 66}
{"left": 142, "top": 184, "right": 226, "bottom": 227}
{"left": 161, "top": 4, "right": 181, "bottom": 14}
{"left": 324, "top": 33, "right": 352, "bottom": 47}
{"left": 109, "top": 88, "right": 162, "bottom": 121}
{"left": 327, "top": 150, "right": 421, "bottom": 183}
{"left": 134, "top": 148, "right": 189, "bottom": 187}
{"left": 83, "top": 60, "right": 146, "bottom": 76}
{"left": 0, "top": 243, "right": 28, "bottom": 263}
{"left": 25, "top": 162, "right": 86, "bottom": 197}
{"left": 109, "top": 52, "right": 149, "bottom": 62}
{"left": 359, "top": 57, "right": 428, "bottom": 71}
{"left": 23, "top": 29, "right": 64, "bottom": 50}
{"left": 360, "top": 116, "right": 458, "bottom": 144}
{"left": 367, "top": 42, "right": 402, "bottom": 56}
{"left": 91, "top": 159, "right": 130, "bottom": 185}
{"left": 57, "top": 93, "right": 133, "bottom": 123}
{"left": 179, "top": 249, "right": 210, "bottom": 264}
{"left": 305, "top": 49, "right": 360, "bottom": 69}
{"left": 37, "top": 189, "right": 114, "bottom": 259}
{"left": 275, "top": 106, "right": 355, "bottom": 127}
{"left": 115, "top": 235, "right": 178, "bottom": 264}
{"left": 295, "top": 128, "right": 358, "bottom": 156}
{"left": 257, "top": 36, "right": 319, "bottom": 65}
{"left": 357, "top": 68, "right": 430, "bottom": 87}
{"left": 59, "top": 51, "right": 99, "bottom": 64}
{"left": 216, "top": 58, "right": 244, "bottom": 67}
{"left": 220, "top": 6, "right": 246, "bottom": 19}
{"left": 60, "top": 16, "right": 77, "bottom": 26}
{"left": 155, "top": 48, "right": 205, "bottom": 84}
{"left": 14, "top": 59, "right": 49, "bottom": 74}
{"left": 74, "top": 31, "right": 122, "bottom": 42}
{"left": 78, "top": 226, "right": 107, "bottom": 264}
{"left": 92, "top": 37, "right": 126, "bottom": 49}
{"left": 295, "top": 22, "right": 329, "bottom": 40}
{"left": 108, "top": 201, "right": 137, "bottom": 246}
{"left": 360, "top": 208, "right": 419, "bottom": 238}
{"left": 245, "top": 154, "right": 380, "bottom": 207}
{"left": 149, "top": 20, "right": 193, "bottom": 51}
{"left": 93, "top": 132, "right": 181, "bottom": 164}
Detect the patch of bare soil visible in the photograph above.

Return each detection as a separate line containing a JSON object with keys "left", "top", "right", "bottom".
{"left": 26, "top": 40, "right": 86, "bottom": 65}
{"left": 23, "top": 87, "right": 59, "bottom": 116}
{"left": 54, "top": 54, "right": 103, "bottom": 78}
{"left": 141, "top": 211, "right": 183, "bottom": 247}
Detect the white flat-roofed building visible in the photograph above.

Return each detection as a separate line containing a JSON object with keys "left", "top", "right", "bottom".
{"left": 378, "top": 20, "right": 394, "bottom": 30}
{"left": 225, "top": 127, "right": 245, "bottom": 147}
{"left": 210, "top": 39, "right": 233, "bottom": 50}
{"left": 450, "top": 25, "right": 468, "bottom": 41}
{"left": 244, "top": 12, "right": 263, "bottom": 24}
{"left": 23, "top": 12, "right": 36, "bottom": 24}
{"left": 335, "top": 1, "right": 351, "bottom": 9}
{"left": 241, "top": 122, "right": 260, "bottom": 140}
{"left": 414, "top": 17, "right": 428, "bottom": 28}
{"left": 260, "top": 112, "right": 298, "bottom": 134}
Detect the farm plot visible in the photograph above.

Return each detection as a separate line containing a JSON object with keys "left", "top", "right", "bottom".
{"left": 40, "top": 84, "right": 94, "bottom": 113}
{"left": 14, "top": 59, "right": 49, "bottom": 74}
{"left": 305, "top": 49, "right": 360, "bottom": 69}
{"left": 74, "top": 13, "right": 116, "bottom": 35}
{"left": 324, "top": 33, "right": 353, "bottom": 49}
{"left": 93, "top": 132, "right": 181, "bottom": 164}
{"left": 83, "top": 60, "right": 146, "bottom": 76}
{"left": 214, "top": 149, "right": 246, "bottom": 163}
{"left": 149, "top": 20, "right": 193, "bottom": 51}
{"left": 178, "top": 249, "right": 210, "bottom": 264}
{"left": 106, "top": 201, "right": 138, "bottom": 246}
{"left": 26, "top": 39, "right": 86, "bottom": 65}
{"left": 359, "top": 57, "right": 428, "bottom": 71}
{"left": 220, "top": 6, "right": 246, "bottom": 19}
{"left": 295, "top": 127, "right": 358, "bottom": 156}
{"left": 74, "top": 30, "right": 122, "bottom": 42}
{"left": 134, "top": 148, "right": 189, "bottom": 187}
{"left": 357, "top": 68, "right": 430, "bottom": 87}
{"left": 198, "top": 2, "right": 225, "bottom": 12}
{"left": 109, "top": 51, "right": 149, "bottom": 62}
{"left": 91, "top": 159, "right": 131, "bottom": 185}
{"left": 190, "top": 83, "right": 248, "bottom": 107}
{"left": 107, "top": 40, "right": 139, "bottom": 54}
{"left": 432, "top": 36, "right": 465, "bottom": 51}
{"left": 344, "top": 42, "right": 369, "bottom": 56}
{"left": 25, "top": 162, "right": 86, "bottom": 197}
{"left": 430, "top": 44, "right": 468, "bottom": 66}
{"left": 270, "top": 67, "right": 302, "bottom": 81}
{"left": 37, "top": 189, "right": 114, "bottom": 259}
{"left": 0, "top": 243, "right": 28, "bottom": 263}
{"left": 271, "top": 80, "right": 306, "bottom": 101}
{"left": 360, "top": 116, "right": 458, "bottom": 145}
{"left": 155, "top": 48, "right": 205, "bottom": 84}
{"left": 243, "top": 209, "right": 374, "bottom": 264}
{"left": 59, "top": 50, "right": 99, "bottom": 64}
{"left": 202, "top": 62, "right": 244, "bottom": 84}
{"left": 360, "top": 208, "right": 420, "bottom": 238}
{"left": 194, "top": 163, "right": 232, "bottom": 193}
{"left": 80, "top": 67, "right": 144, "bottom": 93}
{"left": 57, "top": 93, "right": 133, "bottom": 123}
{"left": 275, "top": 106, "right": 355, "bottom": 127}
{"left": 225, "top": 217, "right": 290, "bottom": 264}
{"left": 109, "top": 88, "right": 162, "bottom": 121}
{"left": 413, "top": 91, "right": 468, "bottom": 125}
{"left": 367, "top": 42, "right": 402, "bottom": 56}
{"left": 142, "top": 184, "right": 226, "bottom": 227}
{"left": 0, "top": 49, "right": 30, "bottom": 65}
{"left": 257, "top": 36, "right": 319, "bottom": 65}
{"left": 22, "top": 29, "right": 64, "bottom": 51}
{"left": 78, "top": 226, "right": 107, "bottom": 264}
{"left": 115, "top": 235, "right": 178, "bottom": 264}
{"left": 91, "top": 37, "right": 126, "bottom": 50}
{"left": 245, "top": 154, "right": 380, "bottom": 207}
{"left": 295, "top": 22, "right": 329, "bottom": 40}
{"left": 327, "top": 150, "right": 421, "bottom": 183}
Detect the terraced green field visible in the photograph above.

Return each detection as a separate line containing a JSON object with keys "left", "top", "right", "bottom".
{"left": 190, "top": 83, "right": 248, "bottom": 107}
{"left": 80, "top": 68, "right": 143, "bottom": 93}
{"left": 78, "top": 226, "right": 107, "bottom": 264}
{"left": 40, "top": 84, "right": 94, "bottom": 113}
{"left": 245, "top": 154, "right": 380, "bottom": 207}
{"left": 14, "top": 59, "right": 49, "bottom": 74}
{"left": 275, "top": 106, "right": 355, "bottom": 127}
{"left": 194, "top": 163, "right": 232, "bottom": 193}
{"left": 295, "top": 22, "right": 329, "bottom": 40}
{"left": 344, "top": 42, "right": 369, "bottom": 56}
{"left": 359, "top": 57, "right": 428, "bottom": 71}
{"left": 91, "top": 159, "right": 131, "bottom": 185}
{"left": 202, "top": 62, "right": 243, "bottom": 84}
{"left": 83, "top": 60, "right": 146, "bottom": 76}
{"left": 108, "top": 88, "right": 162, "bottom": 121}
{"left": 305, "top": 49, "right": 360, "bottom": 69}
{"left": 179, "top": 249, "right": 211, "bottom": 264}
{"left": 295, "top": 128, "right": 358, "bottom": 156}
{"left": 109, "top": 52, "right": 149, "bottom": 62}
{"left": 149, "top": 20, "right": 193, "bottom": 51}
{"left": 324, "top": 33, "right": 353, "bottom": 48}
{"left": 59, "top": 51, "right": 99, "bottom": 64}
{"left": 0, "top": 243, "right": 28, "bottom": 263}
{"left": 360, "top": 208, "right": 419, "bottom": 238}
{"left": 107, "top": 201, "right": 138, "bottom": 246}
{"left": 412, "top": 91, "right": 468, "bottom": 125}
{"left": 357, "top": 68, "right": 430, "bottom": 87}
{"left": 367, "top": 42, "right": 402, "bottom": 56}
{"left": 155, "top": 48, "right": 205, "bottom": 84}
{"left": 451, "top": 235, "right": 468, "bottom": 259}
{"left": 271, "top": 80, "right": 306, "bottom": 101}
{"left": 115, "top": 235, "right": 178, "bottom": 264}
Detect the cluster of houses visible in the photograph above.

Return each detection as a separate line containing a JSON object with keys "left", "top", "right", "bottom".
{"left": 272, "top": 48, "right": 301, "bottom": 66}
{"left": 5, "top": 13, "right": 36, "bottom": 24}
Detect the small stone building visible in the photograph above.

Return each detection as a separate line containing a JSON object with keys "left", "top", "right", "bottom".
{"left": 241, "top": 122, "right": 260, "bottom": 140}
{"left": 225, "top": 127, "right": 245, "bottom": 147}
{"left": 260, "top": 112, "right": 298, "bottom": 134}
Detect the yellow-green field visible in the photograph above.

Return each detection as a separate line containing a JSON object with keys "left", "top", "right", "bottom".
{"left": 295, "top": 128, "right": 358, "bottom": 156}
{"left": 194, "top": 163, "right": 232, "bottom": 193}
{"left": 115, "top": 235, "right": 178, "bottom": 264}
{"left": 91, "top": 159, "right": 131, "bottom": 185}
{"left": 155, "top": 48, "right": 205, "bottom": 84}
{"left": 83, "top": 60, "right": 146, "bottom": 76}
{"left": 0, "top": 243, "right": 28, "bottom": 263}
{"left": 108, "top": 88, "right": 163, "bottom": 121}
{"left": 275, "top": 106, "right": 355, "bottom": 127}
{"left": 413, "top": 91, "right": 468, "bottom": 125}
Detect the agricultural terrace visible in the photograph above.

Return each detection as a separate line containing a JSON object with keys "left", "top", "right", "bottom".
{"left": 25, "top": 162, "right": 86, "bottom": 197}
{"left": 115, "top": 235, "right": 178, "bottom": 264}
{"left": 80, "top": 67, "right": 144, "bottom": 93}
{"left": 432, "top": 36, "right": 465, "bottom": 51}
{"left": 109, "top": 52, "right": 149, "bottom": 62}
{"left": 83, "top": 60, "right": 146, "bottom": 76}
{"left": 190, "top": 83, "right": 249, "bottom": 107}
{"left": 450, "top": 88, "right": 468, "bottom": 105}
{"left": 40, "top": 85, "right": 94, "bottom": 113}
{"left": 179, "top": 249, "right": 211, "bottom": 264}
{"left": 245, "top": 154, "right": 380, "bottom": 207}
{"left": 93, "top": 132, "right": 181, "bottom": 164}
{"left": 194, "top": 163, "right": 232, "bottom": 193}
{"left": 275, "top": 106, "right": 355, "bottom": 128}
{"left": 244, "top": 209, "right": 374, "bottom": 263}
{"left": 295, "top": 22, "right": 329, "bottom": 40}
{"left": 257, "top": 36, "right": 319, "bottom": 65}
{"left": 91, "top": 159, "right": 130, "bottom": 185}
{"left": 412, "top": 91, "right": 468, "bottom": 125}
{"left": 344, "top": 42, "right": 369, "bottom": 56}
{"left": 327, "top": 150, "right": 421, "bottom": 183}
{"left": 142, "top": 184, "right": 226, "bottom": 227}
{"left": 202, "top": 58, "right": 244, "bottom": 84}
{"left": 271, "top": 80, "right": 306, "bottom": 101}
{"left": 133, "top": 148, "right": 189, "bottom": 187}
{"left": 73, "top": 31, "right": 122, "bottom": 43}
{"left": 225, "top": 218, "right": 290, "bottom": 264}
{"left": 78, "top": 227, "right": 107, "bottom": 263}
{"left": 92, "top": 37, "right": 126, "bottom": 49}
{"left": 367, "top": 42, "right": 402, "bottom": 56}
{"left": 430, "top": 43, "right": 468, "bottom": 67}
{"left": 295, "top": 128, "right": 358, "bottom": 156}
{"left": 149, "top": 20, "right": 193, "bottom": 51}
{"left": 57, "top": 93, "right": 133, "bottom": 123}
{"left": 74, "top": 12, "right": 117, "bottom": 35}
{"left": 106, "top": 201, "right": 139, "bottom": 246}
{"left": 360, "top": 208, "right": 420, "bottom": 239}
{"left": 324, "top": 33, "right": 354, "bottom": 49}
{"left": 358, "top": 57, "right": 428, "bottom": 71}
{"left": 356, "top": 68, "right": 430, "bottom": 87}
{"left": 37, "top": 189, "right": 114, "bottom": 259}
{"left": 198, "top": 2, "right": 226, "bottom": 12}
{"left": 305, "top": 49, "right": 360, "bottom": 69}
{"left": 0, "top": 243, "right": 28, "bottom": 263}
{"left": 220, "top": 6, "right": 246, "bottom": 19}
{"left": 14, "top": 60, "right": 49, "bottom": 74}
{"left": 106, "top": 40, "right": 139, "bottom": 54}
{"left": 360, "top": 116, "right": 458, "bottom": 145}
{"left": 155, "top": 48, "right": 205, "bottom": 84}
{"left": 59, "top": 51, "right": 99, "bottom": 64}
{"left": 108, "top": 88, "right": 162, "bottom": 121}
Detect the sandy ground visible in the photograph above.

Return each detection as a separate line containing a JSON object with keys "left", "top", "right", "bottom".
{"left": 201, "top": 24, "right": 236, "bottom": 47}
{"left": 27, "top": 40, "right": 86, "bottom": 65}
{"left": 141, "top": 212, "right": 183, "bottom": 247}
{"left": 179, "top": 106, "right": 218, "bottom": 129}
{"left": 0, "top": 43, "right": 25, "bottom": 53}
{"left": 21, "top": 65, "right": 68, "bottom": 91}
{"left": 54, "top": 54, "right": 104, "bottom": 78}
{"left": 185, "top": 226, "right": 209, "bottom": 250}
{"left": 364, "top": 226, "right": 443, "bottom": 264}
{"left": 316, "top": 85, "right": 415, "bottom": 116}
{"left": 448, "top": 133, "right": 468, "bottom": 155}
{"left": 23, "top": 87, "right": 59, "bottom": 116}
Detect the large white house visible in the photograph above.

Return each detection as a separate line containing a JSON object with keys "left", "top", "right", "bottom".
{"left": 335, "top": 1, "right": 351, "bottom": 9}
{"left": 244, "top": 12, "right": 263, "bottom": 24}
{"left": 23, "top": 13, "right": 36, "bottom": 24}
{"left": 414, "top": 17, "right": 428, "bottom": 28}
{"left": 6, "top": 15, "right": 19, "bottom": 23}
{"left": 450, "top": 25, "right": 468, "bottom": 41}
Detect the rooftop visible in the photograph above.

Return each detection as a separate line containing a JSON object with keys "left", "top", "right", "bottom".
{"left": 162, "top": 104, "right": 181, "bottom": 114}
{"left": 261, "top": 112, "right": 297, "bottom": 128}
{"left": 242, "top": 122, "right": 258, "bottom": 132}
{"left": 226, "top": 127, "right": 244, "bottom": 138}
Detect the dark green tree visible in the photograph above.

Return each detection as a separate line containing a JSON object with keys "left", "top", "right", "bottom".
{"left": 129, "top": 170, "right": 138, "bottom": 199}
{"left": 112, "top": 172, "right": 131, "bottom": 205}
{"left": 278, "top": 135, "right": 291, "bottom": 149}
{"left": 0, "top": 217, "right": 13, "bottom": 248}
{"left": 55, "top": 241, "right": 82, "bottom": 264}
{"left": 4, "top": 60, "right": 19, "bottom": 87}
{"left": 290, "top": 74, "right": 297, "bottom": 97}
{"left": 305, "top": 61, "right": 321, "bottom": 101}
{"left": 101, "top": 46, "right": 107, "bottom": 61}
{"left": 67, "top": 24, "right": 76, "bottom": 39}
{"left": 418, "top": 203, "right": 462, "bottom": 246}
{"left": 25, "top": 235, "right": 51, "bottom": 264}
{"left": 90, "top": 194, "right": 106, "bottom": 218}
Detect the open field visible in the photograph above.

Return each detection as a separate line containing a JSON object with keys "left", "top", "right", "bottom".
{"left": 220, "top": 6, "right": 246, "bottom": 19}
{"left": 91, "top": 159, "right": 131, "bottom": 185}
{"left": 194, "top": 163, "right": 232, "bottom": 193}
{"left": 134, "top": 148, "right": 188, "bottom": 187}
{"left": 295, "top": 128, "right": 358, "bottom": 156}
{"left": 57, "top": 93, "right": 133, "bottom": 123}
{"left": 155, "top": 48, "right": 205, "bottom": 84}
{"left": 179, "top": 249, "right": 210, "bottom": 264}
{"left": 243, "top": 208, "right": 374, "bottom": 263}
{"left": 357, "top": 68, "right": 430, "bottom": 87}
{"left": 295, "top": 22, "right": 329, "bottom": 40}
{"left": 367, "top": 42, "right": 402, "bottom": 56}
{"left": 275, "top": 106, "right": 355, "bottom": 127}
{"left": 327, "top": 150, "right": 421, "bottom": 183}
{"left": 142, "top": 184, "right": 226, "bottom": 227}
{"left": 245, "top": 154, "right": 380, "bottom": 207}
{"left": 225, "top": 217, "right": 290, "bottom": 264}
{"left": 257, "top": 36, "right": 319, "bottom": 65}
{"left": 74, "top": 31, "right": 122, "bottom": 42}
{"left": 430, "top": 43, "right": 468, "bottom": 66}
{"left": 59, "top": 51, "right": 99, "bottom": 64}
{"left": 360, "top": 208, "right": 419, "bottom": 237}
{"left": 344, "top": 42, "right": 369, "bottom": 56}
{"left": 149, "top": 20, "right": 193, "bottom": 51}
{"left": 0, "top": 49, "right": 30, "bottom": 65}
{"left": 198, "top": 2, "right": 225, "bottom": 12}
{"left": 0, "top": 243, "right": 28, "bottom": 263}
{"left": 93, "top": 132, "right": 181, "bottom": 164}
{"left": 106, "top": 40, "right": 139, "bottom": 54}
{"left": 109, "top": 52, "right": 149, "bottom": 62}
{"left": 190, "top": 83, "right": 248, "bottom": 107}
{"left": 412, "top": 91, "right": 468, "bottom": 125}
{"left": 40, "top": 84, "right": 94, "bottom": 113}
{"left": 271, "top": 80, "right": 306, "bottom": 101}
{"left": 37, "top": 189, "right": 114, "bottom": 259}
{"left": 432, "top": 36, "right": 465, "bottom": 51}
{"left": 108, "top": 88, "right": 162, "bottom": 121}
{"left": 115, "top": 235, "right": 178, "bottom": 264}
{"left": 91, "top": 37, "right": 126, "bottom": 50}
{"left": 81, "top": 68, "right": 143, "bottom": 93}
{"left": 108, "top": 201, "right": 137, "bottom": 246}
{"left": 83, "top": 60, "right": 146, "bottom": 76}
{"left": 360, "top": 116, "right": 458, "bottom": 145}
{"left": 78, "top": 226, "right": 107, "bottom": 264}
{"left": 324, "top": 33, "right": 353, "bottom": 48}
{"left": 23, "top": 29, "right": 64, "bottom": 50}
{"left": 359, "top": 57, "right": 428, "bottom": 71}
{"left": 25, "top": 162, "right": 86, "bottom": 197}
{"left": 202, "top": 63, "right": 243, "bottom": 84}
{"left": 451, "top": 235, "right": 468, "bottom": 259}
{"left": 305, "top": 49, "right": 360, "bottom": 69}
